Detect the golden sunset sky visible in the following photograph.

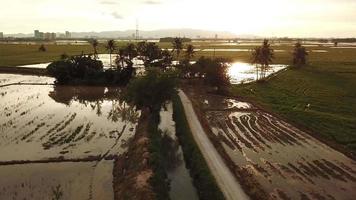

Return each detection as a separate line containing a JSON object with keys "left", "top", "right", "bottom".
{"left": 1, "top": 0, "right": 355, "bottom": 37}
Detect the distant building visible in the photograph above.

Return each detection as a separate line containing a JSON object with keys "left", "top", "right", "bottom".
{"left": 59, "top": 33, "right": 66, "bottom": 38}
{"left": 215, "top": 34, "right": 218, "bottom": 39}
{"left": 35, "top": 30, "right": 46, "bottom": 39}
{"left": 65, "top": 31, "right": 71, "bottom": 38}
{"left": 44, "top": 32, "right": 51, "bottom": 40}
{"left": 0, "top": 32, "right": 3, "bottom": 39}
{"left": 34, "top": 30, "right": 40, "bottom": 38}
{"left": 39, "top": 32, "right": 44, "bottom": 39}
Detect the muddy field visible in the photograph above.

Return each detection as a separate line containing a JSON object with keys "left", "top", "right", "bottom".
{"left": 0, "top": 75, "right": 140, "bottom": 199}
{"left": 0, "top": 160, "right": 113, "bottom": 200}
{"left": 193, "top": 92, "right": 356, "bottom": 199}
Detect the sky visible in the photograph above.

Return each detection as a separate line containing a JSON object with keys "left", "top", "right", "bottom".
{"left": 1, "top": 0, "right": 356, "bottom": 37}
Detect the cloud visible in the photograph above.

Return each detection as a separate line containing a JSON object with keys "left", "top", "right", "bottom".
{"left": 99, "top": 0, "right": 118, "bottom": 5}
{"left": 111, "top": 12, "right": 123, "bottom": 19}
{"left": 143, "top": 0, "right": 162, "bottom": 5}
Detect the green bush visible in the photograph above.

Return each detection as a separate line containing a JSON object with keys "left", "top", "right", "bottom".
{"left": 47, "top": 55, "right": 134, "bottom": 85}
{"left": 148, "top": 111, "right": 171, "bottom": 200}
{"left": 124, "top": 69, "right": 178, "bottom": 112}
{"left": 183, "top": 57, "right": 231, "bottom": 91}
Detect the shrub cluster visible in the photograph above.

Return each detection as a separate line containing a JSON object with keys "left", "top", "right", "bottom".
{"left": 47, "top": 55, "right": 134, "bottom": 85}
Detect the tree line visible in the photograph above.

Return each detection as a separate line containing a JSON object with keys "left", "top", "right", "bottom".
{"left": 251, "top": 39, "right": 308, "bottom": 81}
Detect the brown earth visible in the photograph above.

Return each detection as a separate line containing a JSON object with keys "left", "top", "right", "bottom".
{"left": 113, "top": 108, "right": 156, "bottom": 200}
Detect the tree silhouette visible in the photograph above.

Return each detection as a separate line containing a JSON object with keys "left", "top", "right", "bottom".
{"left": 125, "top": 43, "right": 138, "bottom": 60}
{"left": 185, "top": 44, "right": 195, "bottom": 61}
{"left": 251, "top": 39, "right": 274, "bottom": 80}
{"left": 116, "top": 48, "right": 126, "bottom": 70}
{"left": 251, "top": 46, "right": 262, "bottom": 80}
{"left": 89, "top": 39, "right": 99, "bottom": 59}
{"left": 293, "top": 42, "right": 308, "bottom": 67}
{"left": 115, "top": 43, "right": 138, "bottom": 70}
{"left": 172, "top": 37, "right": 183, "bottom": 64}
{"left": 105, "top": 39, "right": 117, "bottom": 67}
{"left": 137, "top": 42, "right": 162, "bottom": 67}
{"left": 161, "top": 49, "right": 173, "bottom": 69}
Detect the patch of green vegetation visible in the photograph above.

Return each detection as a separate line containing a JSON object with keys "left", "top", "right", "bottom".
{"left": 47, "top": 55, "right": 134, "bottom": 85}
{"left": 232, "top": 62, "right": 356, "bottom": 152}
{"left": 3, "top": 41, "right": 356, "bottom": 67}
{"left": 148, "top": 111, "right": 171, "bottom": 200}
{"left": 0, "top": 42, "right": 127, "bottom": 67}
{"left": 172, "top": 94, "right": 225, "bottom": 200}
{"left": 124, "top": 69, "right": 178, "bottom": 112}
{"left": 0, "top": 44, "right": 95, "bottom": 66}
{"left": 51, "top": 184, "right": 63, "bottom": 200}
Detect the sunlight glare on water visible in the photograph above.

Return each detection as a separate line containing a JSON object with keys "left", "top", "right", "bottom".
{"left": 228, "top": 62, "right": 287, "bottom": 84}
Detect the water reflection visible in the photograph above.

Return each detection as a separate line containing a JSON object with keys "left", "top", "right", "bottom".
{"left": 228, "top": 62, "right": 287, "bottom": 84}
{"left": 48, "top": 85, "right": 139, "bottom": 124}
{"left": 48, "top": 86, "right": 121, "bottom": 105}
{"left": 159, "top": 103, "right": 199, "bottom": 200}
{"left": 0, "top": 84, "right": 139, "bottom": 161}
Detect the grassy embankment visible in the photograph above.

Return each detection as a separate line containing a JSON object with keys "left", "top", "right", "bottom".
{"left": 232, "top": 48, "right": 356, "bottom": 153}
{"left": 147, "top": 111, "right": 171, "bottom": 200}
{"left": 172, "top": 94, "right": 225, "bottom": 200}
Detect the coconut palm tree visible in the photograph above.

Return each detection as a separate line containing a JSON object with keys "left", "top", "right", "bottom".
{"left": 115, "top": 48, "right": 126, "bottom": 70}
{"left": 105, "top": 39, "right": 117, "bottom": 67}
{"left": 185, "top": 44, "right": 195, "bottom": 61}
{"left": 251, "top": 39, "right": 274, "bottom": 80}
{"left": 293, "top": 42, "right": 308, "bottom": 67}
{"left": 251, "top": 46, "right": 262, "bottom": 80}
{"left": 172, "top": 37, "right": 183, "bottom": 63}
{"left": 260, "top": 39, "right": 274, "bottom": 79}
{"left": 161, "top": 49, "right": 173, "bottom": 69}
{"left": 125, "top": 43, "right": 138, "bottom": 60}
{"left": 142, "top": 42, "right": 162, "bottom": 67}
{"left": 89, "top": 39, "right": 99, "bottom": 59}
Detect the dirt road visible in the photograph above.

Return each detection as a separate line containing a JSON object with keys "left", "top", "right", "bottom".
{"left": 178, "top": 90, "right": 250, "bottom": 200}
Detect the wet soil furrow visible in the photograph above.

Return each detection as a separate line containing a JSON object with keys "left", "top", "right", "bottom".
{"left": 217, "top": 116, "right": 244, "bottom": 152}
{"left": 227, "top": 115, "right": 255, "bottom": 150}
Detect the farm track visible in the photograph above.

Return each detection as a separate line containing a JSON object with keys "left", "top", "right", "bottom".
{"left": 178, "top": 90, "right": 250, "bottom": 200}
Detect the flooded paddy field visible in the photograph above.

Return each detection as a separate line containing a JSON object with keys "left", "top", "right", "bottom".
{"left": 0, "top": 74, "right": 54, "bottom": 86}
{"left": 0, "top": 160, "right": 113, "bottom": 200}
{"left": 190, "top": 90, "right": 356, "bottom": 199}
{"left": 12, "top": 54, "right": 143, "bottom": 69}
{"left": 0, "top": 84, "right": 138, "bottom": 161}
{"left": 0, "top": 75, "right": 139, "bottom": 199}
{"left": 228, "top": 62, "right": 287, "bottom": 84}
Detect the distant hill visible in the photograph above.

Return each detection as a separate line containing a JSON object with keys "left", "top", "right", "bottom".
{"left": 70, "top": 29, "right": 241, "bottom": 39}
{"left": 4, "top": 29, "right": 257, "bottom": 39}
